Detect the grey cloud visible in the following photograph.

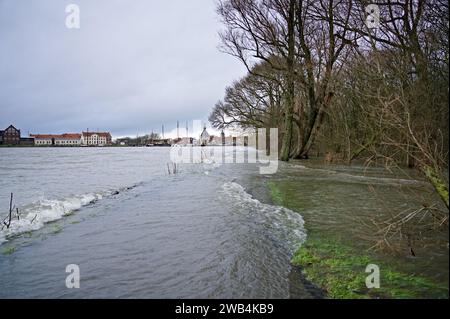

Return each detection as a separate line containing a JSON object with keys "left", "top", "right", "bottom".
{"left": 0, "top": 0, "right": 246, "bottom": 137}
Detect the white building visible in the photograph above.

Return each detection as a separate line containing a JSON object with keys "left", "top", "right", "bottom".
{"left": 31, "top": 135, "right": 53, "bottom": 146}
{"left": 55, "top": 134, "right": 82, "bottom": 146}
{"left": 31, "top": 134, "right": 82, "bottom": 146}
{"left": 81, "top": 132, "right": 112, "bottom": 146}
{"left": 199, "top": 127, "right": 210, "bottom": 146}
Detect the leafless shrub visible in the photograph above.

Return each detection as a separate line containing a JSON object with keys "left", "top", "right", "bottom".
{"left": 357, "top": 201, "right": 448, "bottom": 255}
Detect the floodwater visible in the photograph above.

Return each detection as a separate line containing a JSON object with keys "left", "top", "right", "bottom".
{"left": 0, "top": 147, "right": 311, "bottom": 298}
{"left": 0, "top": 147, "right": 447, "bottom": 298}
{"left": 269, "top": 160, "right": 449, "bottom": 287}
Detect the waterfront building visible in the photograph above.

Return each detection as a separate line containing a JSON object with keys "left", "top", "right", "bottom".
{"left": 199, "top": 127, "right": 210, "bottom": 146}
{"left": 55, "top": 134, "right": 82, "bottom": 146}
{"left": 0, "top": 125, "right": 21, "bottom": 145}
{"left": 30, "top": 133, "right": 82, "bottom": 146}
{"left": 81, "top": 132, "right": 112, "bottom": 146}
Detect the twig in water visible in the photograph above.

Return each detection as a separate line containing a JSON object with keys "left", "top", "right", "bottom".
{"left": 167, "top": 162, "right": 178, "bottom": 175}
{"left": 2, "top": 193, "right": 14, "bottom": 229}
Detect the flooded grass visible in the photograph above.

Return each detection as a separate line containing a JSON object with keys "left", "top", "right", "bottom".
{"left": 291, "top": 236, "right": 448, "bottom": 299}
{"left": 2, "top": 246, "right": 16, "bottom": 255}
{"left": 51, "top": 225, "right": 63, "bottom": 234}
{"left": 267, "top": 169, "right": 449, "bottom": 299}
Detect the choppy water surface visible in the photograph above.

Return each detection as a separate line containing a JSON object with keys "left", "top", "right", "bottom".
{"left": 0, "top": 147, "right": 447, "bottom": 298}
{"left": 0, "top": 147, "right": 311, "bottom": 298}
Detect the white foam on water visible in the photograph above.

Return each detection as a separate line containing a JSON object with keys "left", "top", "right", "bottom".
{"left": 0, "top": 185, "right": 139, "bottom": 245}
{"left": 289, "top": 164, "right": 308, "bottom": 169}
{"left": 287, "top": 164, "right": 424, "bottom": 186}
{"left": 221, "top": 182, "right": 307, "bottom": 252}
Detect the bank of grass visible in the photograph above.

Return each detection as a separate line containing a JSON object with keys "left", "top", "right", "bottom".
{"left": 51, "top": 225, "right": 63, "bottom": 234}
{"left": 292, "top": 236, "right": 447, "bottom": 298}
{"left": 267, "top": 180, "right": 448, "bottom": 299}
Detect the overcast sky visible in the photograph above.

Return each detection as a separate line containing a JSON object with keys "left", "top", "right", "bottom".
{"left": 0, "top": 0, "right": 246, "bottom": 138}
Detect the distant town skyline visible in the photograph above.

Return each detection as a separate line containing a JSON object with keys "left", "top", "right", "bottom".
{"left": 0, "top": 0, "right": 246, "bottom": 138}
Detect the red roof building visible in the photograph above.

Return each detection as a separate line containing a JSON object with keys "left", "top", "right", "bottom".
{"left": 30, "top": 133, "right": 82, "bottom": 146}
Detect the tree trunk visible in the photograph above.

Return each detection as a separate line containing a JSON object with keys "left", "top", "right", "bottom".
{"left": 280, "top": 0, "right": 296, "bottom": 162}
{"left": 297, "top": 92, "right": 333, "bottom": 158}
{"left": 423, "top": 166, "right": 449, "bottom": 209}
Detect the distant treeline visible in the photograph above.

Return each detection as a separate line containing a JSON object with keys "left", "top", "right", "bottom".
{"left": 115, "top": 133, "right": 161, "bottom": 146}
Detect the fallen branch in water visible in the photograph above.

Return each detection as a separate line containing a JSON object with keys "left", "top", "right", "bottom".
{"left": 357, "top": 203, "right": 448, "bottom": 255}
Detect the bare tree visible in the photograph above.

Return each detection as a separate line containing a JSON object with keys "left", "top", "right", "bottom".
{"left": 210, "top": 61, "right": 284, "bottom": 131}
{"left": 217, "top": 0, "right": 299, "bottom": 160}
{"left": 216, "top": 0, "right": 355, "bottom": 159}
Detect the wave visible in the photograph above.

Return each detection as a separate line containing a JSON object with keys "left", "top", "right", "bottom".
{"left": 0, "top": 184, "right": 141, "bottom": 245}
{"left": 221, "top": 182, "right": 307, "bottom": 253}
{"left": 286, "top": 164, "right": 424, "bottom": 186}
